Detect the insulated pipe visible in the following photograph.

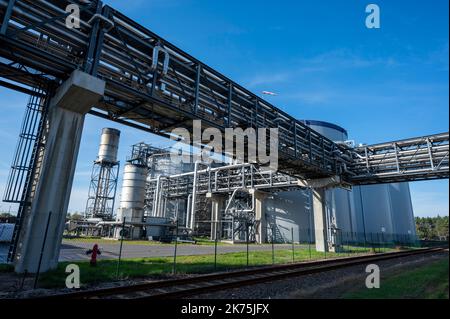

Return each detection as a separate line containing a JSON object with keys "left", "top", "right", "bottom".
{"left": 152, "top": 175, "right": 162, "bottom": 217}
{"left": 186, "top": 194, "right": 192, "bottom": 228}
{"left": 147, "top": 163, "right": 261, "bottom": 181}
{"left": 190, "top": 161, "right": 201, "bottom": 230}
{"left": 88, "top": 13, "right": 115, "bottom": 32}
{"left": 3, "top": 1, "right": 90, "bottom": 45}
{"left": 152, "top": 45, "right": 170, "bottom": 76}
{"left": 224, "top": 188, "right": 255, "bottom": 215}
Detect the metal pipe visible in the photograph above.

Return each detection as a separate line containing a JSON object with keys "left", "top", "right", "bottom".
{"left": 152, "top": 175, "right": 162, "bottom": 217}
{"left": 190, "top": 161, "right": 201, "bottom": 230}
{"left": 186, "top": 194, "right": 192, "bottom": 229}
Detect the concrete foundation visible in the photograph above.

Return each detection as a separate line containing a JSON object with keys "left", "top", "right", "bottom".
{"left": 312, "top": 188, "right": 329, "bottom": 253}
{"left": 13, "top": 71, "right": 105, "bottom": 273}
{"left": 254, "top": 190, "right": 268, "bottom": 244}
{"left": 115, "top": 208, "right": 144, "bottom": 239}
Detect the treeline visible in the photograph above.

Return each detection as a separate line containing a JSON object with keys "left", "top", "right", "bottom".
{"left": 416, "top": 216, "right": 449, "bottom": 240}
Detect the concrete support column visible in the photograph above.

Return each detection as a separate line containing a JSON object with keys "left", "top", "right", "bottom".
{"left": 207, "top": 193, "right": 225, "bottom": 241}
{"left": 253, "top": 190, "right": 268, "bottom": 244}
{"left": 313, "top": 188, "right": 329, "bottom": 253}
{"left": 14, "top": 71, "right": 105, "bottom": 273}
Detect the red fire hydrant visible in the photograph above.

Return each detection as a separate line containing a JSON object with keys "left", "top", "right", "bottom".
{"left": 86, "top": 244, "right": 102, "bottom": 267}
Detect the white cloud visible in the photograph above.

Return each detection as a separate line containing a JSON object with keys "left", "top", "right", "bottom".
{"left": 243, "top": 48, "right": 402, "bottom": 89}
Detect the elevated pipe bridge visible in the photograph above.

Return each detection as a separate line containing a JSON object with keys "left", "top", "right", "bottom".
{"left": 0, "top": 0, "right": 448, "bottom": 187}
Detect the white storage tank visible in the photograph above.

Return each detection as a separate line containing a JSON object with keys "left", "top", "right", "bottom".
{"left": 116, "top": 164, "right": 147, "bottom": 238}
{"left": 388, "top": 183, "right": 416, "bottom": 242}
{"left": 97, "top": 128, "right": 120, "bottom": 163}
{"left": 352, "top": 184, "right": 394, "bottom": 242}
{"left": 303, "top": 120, "right": 357, "bottom": 239}
{"left": 302, "top": 120, "right": 416, "bottom": 243}
{"left": 266, "top": 120, "right": 355, "bottom": 243}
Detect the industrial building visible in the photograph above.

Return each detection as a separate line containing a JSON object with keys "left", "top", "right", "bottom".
{"left": 265, "top": 120, "right": 417, "bottom": 245}
{"left": 0, "top": 0, "right": 447, "bottom": 274}
{"left": 82, "top": 120, "right": 416, "bottom": 249}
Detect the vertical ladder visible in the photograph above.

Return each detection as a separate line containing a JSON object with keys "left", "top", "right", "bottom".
{"left": 4, "top": 84, "right": 51, "bottom": 262}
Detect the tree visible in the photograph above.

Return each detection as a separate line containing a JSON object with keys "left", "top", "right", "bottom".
{"left": 415, "top": 216, "right": 449, "bottom": 240}
{"left": 69, "top": 212, "right": 84, "bottom": 221}
{"left": 0, "top": 212, "right": 14, "bottom": 219}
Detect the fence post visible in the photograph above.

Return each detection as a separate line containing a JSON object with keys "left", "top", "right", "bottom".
{"left": 246, "top": 222, "right": 249, "bottom": 267}
{"left": 291, "top": 227, "right": 295, "bottom": 263}
{"left": 308, "top": 228, "right": 312, "bottom": 260}
{"left": 345, "top": 232, "right": 350, "bottom": 256}
{"left": 271, "top": 225, "right": 275, "bottom": 265}
{"left": 21, "top": 270, "right": 28, "bottom": 291}
{"left": 173, "top": 218, "right": 179, "bottom": 274}
{"left": 363, "top": 231, "right": 367, "bottom": 253}
{"left": 34, "top": 211, "right": 52, "bottom": 289}
{"left": 370, "top": 232, "right": 374, "bottom": 252}
{"left": 214, "top": 221, "right": 218, "bottom": 271}
{"left": 377, "top": 233, "right": 381, "bottom": 253}
{"left": 116, "top": 217, "right": 126, "bottom": 280}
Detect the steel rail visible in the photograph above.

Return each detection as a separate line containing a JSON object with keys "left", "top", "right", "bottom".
{"left": 40, "top": 247, "right": 446, "bottom": 299}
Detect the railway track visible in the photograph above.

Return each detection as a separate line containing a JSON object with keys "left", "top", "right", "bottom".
{"left": 43, "top": 247, "right": 446, "bottom": 299}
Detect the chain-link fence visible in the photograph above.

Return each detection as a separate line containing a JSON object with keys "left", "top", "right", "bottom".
{"left": 1, "top": 219, "right": 444, "bottom": 291}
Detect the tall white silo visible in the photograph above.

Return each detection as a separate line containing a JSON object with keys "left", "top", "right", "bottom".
{"left": 116, "top": 163, "right": 147, "bottom": 238}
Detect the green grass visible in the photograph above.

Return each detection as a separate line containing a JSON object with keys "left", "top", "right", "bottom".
{"left": 344, "top": 258, "right": 449, "bottom": 299}
{"left": 0, "top": 263, "right": 14, "bottom": 273}
{"left": 38, "top": 248, "right": 345, "bottom": 288}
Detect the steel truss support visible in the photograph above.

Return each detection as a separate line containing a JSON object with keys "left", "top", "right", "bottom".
{"left": 85, "top": 161, "right": 120, "bottom": 220}
{"left": 0, "top": 1, "right": 448, "bottom": 185}
{"left": 350, "top": 133, "right": 449, "bottom": 184}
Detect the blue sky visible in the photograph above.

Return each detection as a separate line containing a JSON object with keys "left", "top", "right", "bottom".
{"left": 0, "top": 0, "right": 448, "bottom": 217}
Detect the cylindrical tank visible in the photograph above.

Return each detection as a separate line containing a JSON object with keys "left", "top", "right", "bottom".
{"left": 353, "top": 184, "right": 394, "bottom": 240}
{"left": 304, "top": 120, "right": 356, "bottom": 238}
{"left": 304, "top": 120, "right": 417, "bottom": 243}
{"left": 119, "top": 164, "right": 147, "bottom": 211}
{"left": 388, "top": 183, "right": 416, "bottom": 241}
{"left": 266, "top": 119, "right": 417, "bottom": 244}
{"left": 116, "top": 164, "right": 148, "bottom": 239}
{"left": 98, "top": 128, "right": 121, "bottom": 163}
{"left": 303, "top": 120, "right": 348, "bottom": 142}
